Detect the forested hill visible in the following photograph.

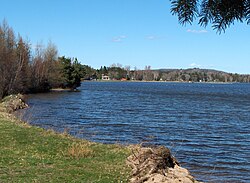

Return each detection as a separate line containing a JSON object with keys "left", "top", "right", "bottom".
{"left": 133, "top": 68, "right": 250, "bottom": 82}
{"left": 157, "top": 68, "right": 225, "bottom": 73}
{"left": 151, "top": 68, "right": 249, "bottom": 82}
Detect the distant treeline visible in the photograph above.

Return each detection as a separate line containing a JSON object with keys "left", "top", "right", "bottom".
{"left": 1, "top": 20, "right": 249, "bottom": 99}
{"left": 0, "top": 20, "right": 85, "bottom": 99}
{"left": 83, "top": 65, "right": 250, "bottom": 83}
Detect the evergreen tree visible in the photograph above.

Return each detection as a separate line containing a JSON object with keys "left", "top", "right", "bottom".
{"left": 58, "top": 56, "right": 84, "bottom": 89}
{"left": 171, "top": 0, "right": 250, "bottom": 32}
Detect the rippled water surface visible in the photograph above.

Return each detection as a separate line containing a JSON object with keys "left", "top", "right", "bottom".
{"left": 21, "top": 82, "right": 250, "bottom": 182}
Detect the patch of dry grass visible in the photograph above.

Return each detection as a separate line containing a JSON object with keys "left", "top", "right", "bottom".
{"left": 67, "top": 142, "right": 94, "bottom": 158}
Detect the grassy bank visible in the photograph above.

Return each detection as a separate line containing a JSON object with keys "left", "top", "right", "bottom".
{"left": 0, "top": 111, "right": 130, "bottom": 182}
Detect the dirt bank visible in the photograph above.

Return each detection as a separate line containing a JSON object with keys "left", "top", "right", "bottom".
{"left": 127, "top": 145, "right": 203, "bottom": 183}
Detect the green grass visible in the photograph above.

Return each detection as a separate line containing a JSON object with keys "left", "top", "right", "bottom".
{"left": 0, "top": 114, "right": 131, "bottom": 182}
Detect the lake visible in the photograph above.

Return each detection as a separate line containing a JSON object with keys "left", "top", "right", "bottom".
{"left": 20, "top": 81, "right": 250, "bottom": 182}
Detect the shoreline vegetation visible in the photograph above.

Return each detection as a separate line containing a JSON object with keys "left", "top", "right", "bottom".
{"left": 0, "top": 94, "right": 203, "bottom": 183}
{"left": 0, "top": 20, "right": 85, "bottom": 100}
{"left": 87, "top": 79, "right": 238, "bottom": 84}
{"left": 0, "top": 95, "right": 130, "bottom": 182}
{"left": 83, "top": 66, "right": 250, "bottom": 83}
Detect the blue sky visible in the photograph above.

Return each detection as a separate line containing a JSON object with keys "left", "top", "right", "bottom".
{"left": 1, "top": 0, "right": 250, "bottom": 74}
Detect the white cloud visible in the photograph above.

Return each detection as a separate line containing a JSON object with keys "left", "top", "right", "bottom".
{"left": 112, "top": 35, "right": 127, "bottom": 42}
{"left": 189, "top": 63, "right": 216, "bottom": 69}
{"left": 112, "top": 38, "right": 122, "bottom": 42}
{"left": 146, "top": 35, "right": 157, "bottom": 40}
{"left": 145, "top": 35, "right": 163, "bottom": 40}
{"left": 189, "top": 63, "right": 201, "bottom": 68}
{"left": 119, "top": 35, "right": 126, "bottom": 39}
{"left": 187, "top": 29, "right": 208, "bottom": 34}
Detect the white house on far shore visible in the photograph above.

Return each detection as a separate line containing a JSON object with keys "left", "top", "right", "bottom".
{"left": 102, "top": 74, "right": 110, "bottom": 80}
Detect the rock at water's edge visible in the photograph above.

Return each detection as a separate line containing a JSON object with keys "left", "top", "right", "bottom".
{"left": 127, "top": 146, "right": 203, "bottom": 183}
{"left": 0, "top": 94, "right": 28, "bottom": 113}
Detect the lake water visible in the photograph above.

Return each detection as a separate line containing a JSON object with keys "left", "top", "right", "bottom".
{"left": 20, "top": 82, "right": 250, "bottom": 182}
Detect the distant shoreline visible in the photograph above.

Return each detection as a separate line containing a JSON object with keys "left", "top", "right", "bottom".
{"left": 84, "top": 79, "right": 239, "bottom": 84}
{"left": 50, "top": 88, "right": 72, "bottom": 92}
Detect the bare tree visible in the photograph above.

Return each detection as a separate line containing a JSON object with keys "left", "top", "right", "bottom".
{"left": 0, "top": 20, "right": 17, "bottom": 98}
{"left": 9, "top": 36, "right": 31, "bottom": 93}
{"left": 43, "top": 42, "right": 62, "bottom": 87}
{"left": 30, "top": 43, "right": 48, "bottom": 92}
{"left": 143, "top": 65, "right": 154, "bottom": 81}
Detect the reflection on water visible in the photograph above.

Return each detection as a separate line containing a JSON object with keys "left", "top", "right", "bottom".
{"left": 20, "top": 82, "right": 250, "bottom": 182}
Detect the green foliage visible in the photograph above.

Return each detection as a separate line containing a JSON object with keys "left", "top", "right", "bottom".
{"left": 171, "top": 0, "right": 198, "bottom": 25}
{"left": 96, "top": 65, "right": 127, "bottom": 80}
{"left": 96, "top": 66, "right": 109, "bottom": 79}
{"left": 58, "top": 56, "right": 85, "bottom": 89}
{"left": 82, "top": 65, "right": 96, "bottom": 80}
{"left": 171, "top": 0, "right": 250, "bottom": 32}
{"left": 108, "top": 66, "right": 127, "bottom": 80}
